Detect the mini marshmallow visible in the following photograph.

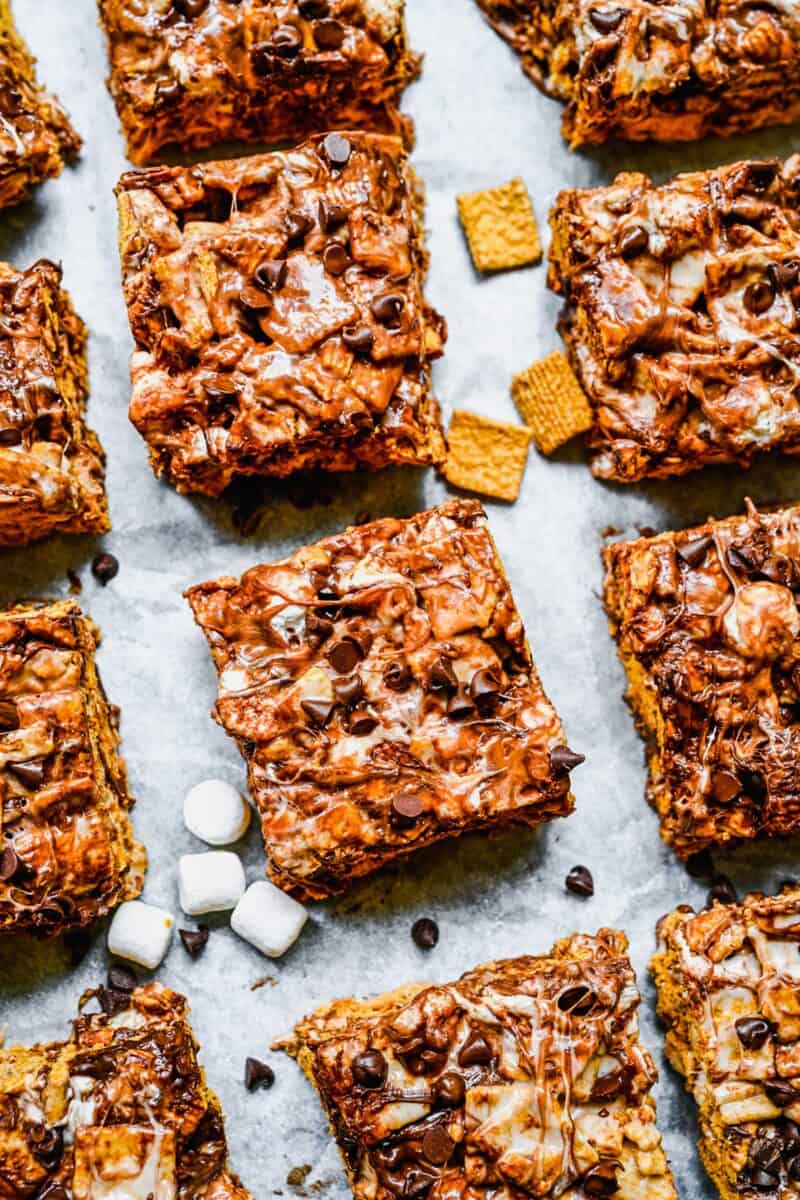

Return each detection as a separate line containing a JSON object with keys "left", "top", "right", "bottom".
{"left": 107, "top": 900, "right": 174, "bottom": 970}
{"left": 183, "top": 778, "right": 251, "bottom": 846}
{"left": 178, "top": 851, "right": 246, "bottom": 915}
{"left": 231, "top": 880, "right": 308, "bottom": 958}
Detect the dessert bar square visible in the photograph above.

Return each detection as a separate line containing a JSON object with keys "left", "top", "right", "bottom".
{"left": 0, "top": 260, "right": 110, "bottom": 547}
{"left": 285, "top": 930, "right": 677, "bottom": 1200}
{"left": 186, "top": 499, "right": 581, "bottom": 899}
{"left": 0, "top": 0, "right": 80, "bottom": 208}
{"left": 0, "top": 599, "right": 145, "bottom": 934}
{"left": 603, "top": 502, "right": 800, "bottom": 860}
{"left": 474, "top": 0, "right": 800, "bottom": 148}
{"left": 653, "top": 887, "right": 800, "bottom": 1200}
{"left": 115, "top": 132, "right": 446, "bottom": 496}
{"left": 550, "top": 157, "right": 800, "bottom": 482}
{"left": 0, "top": 981, "right": 250, "bottom": 1200}
{"left": 99, "top": 0, "right": 420, "bottom": 165}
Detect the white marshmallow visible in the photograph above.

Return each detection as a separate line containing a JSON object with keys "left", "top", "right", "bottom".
{"left": 107, "top": 901, "right": 174, "bottom": 970}
{"left": 183, "top": 779, "right": 251, "bottom": 846}
{"left": 231, "top": 880, "right": 308, "bottom": 957}
{"left": 178, "top": 851, "right": 246, "bottom": 915}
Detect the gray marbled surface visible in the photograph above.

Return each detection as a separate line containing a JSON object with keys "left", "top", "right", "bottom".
{"left": 2, "top": 3, "right": 800, "bottom": 1197}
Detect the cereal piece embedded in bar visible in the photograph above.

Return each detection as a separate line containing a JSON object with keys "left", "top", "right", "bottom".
{"left": 0, "top": 981, "right": 251, "bottom": 1200}
{"left": 0, "top": 599, "right": 145, "bottom": 934}
{"left": 115, "top": 133, "right": 446, "bottom": 496}
{"left": 456, "top": 177, "right": 541, "bottom": 273}
{"left": 0, "top": 0, "right": 80, "bottom": 208}
{"left": 474, "top": 0, "right": 800, "bottom": 148}
{"left": 185, "top": 499, "right": 581, "bottom": 900}
{"left": 512, "top": 350, "right": 591, "bottom": 455}
{"left": 603, "top": 502, "right": 800, "bottom": 860}
{"left": 284, "top": 930, "right": 677, "bottom": 1200}
{"left": 442, "top": 409, "right": 532, "bottom": 501}
{"left": 0, "top": 260, "right": 109, "bottom": 547}
{"left": 652, "top": 887, "right": 800, "bottom": 1200}
{"left": 98, "top": 0, "right": 420, "bottom": 165}
{"left": 549, "top": 156, "right": 800, "bottom": 482}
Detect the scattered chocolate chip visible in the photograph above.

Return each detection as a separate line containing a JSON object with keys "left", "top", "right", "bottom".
{"left": 711, "top": 770, "right": 741, "bottom": 805}
{"left": 401, "top": 1046, "right": 448, "bottom": 1076}
{"left": 707, "top": 874, "right": 738, "bottom": 906}
{"left": 411, "top": 917, "right": 439, "bottom": 949}
{"left": 286, "top": 211, "right": 313, "bottom": 243}
{"left": 180, "top": 926, "right": 210, "bottom": 958}
{"left": 323, "top": 133, "right": 352, "bottom": 168}
{"left": 322, "top": 242, "right": 352, "bottom": 276}
{"left": 306, "top": 609, "right": 335, "bottom": 643}
{"left": 557, "top": 985, "right": 596, "bottom": 1016}
{"left": 744, "top": 279, "right": 775, "bottom": 315}
{"left": 108, "top": 963, "right": 137, "bottom": 992}
{"left": 458, "top": 1031, "right": 493, "bottom": 1067}
{"left": 342, "top": 325, "right": 374, "bottom": 354}
{"left": 348, "top": 709, "right": 377, "bottom": 736}
{"left": 589, "top": 6, "right": 624, "bottom": 31}
{"left": 333, "top": 675, "right": 364, "bottom": 706}
{"left": 686, "top": 849, "right": 714, "bottom": 879}
{"left": 314, "top": 17, "right": 345, "bottom": 47}
{"left": 318, "top": 199, "right": 347, "bottom": 232}
{"left": 421, "top": 1126, "right": 454, "bottom": 1166}
{"left": 677, "top": 534, "right": 713, "bottom": 568}
{"left": 250, "top": 45, "right": 275, "bottom": 75}
{"left": 174, "top": 0, "right": 209, "bottom": 16}
{"left": 2, "top": 846, "right": 22, "bottom": 881}
{"left": 469, "top": 666, "right": 501, "bottom": 708}
{"left": 428, "top": 656, "right": 457, "bottom": 693}
{"left": 590, "top": 1068, "right": 628, "bottom": 1101}
{"left": 91, "top": 552, "right": 119, "bottom": 586}
{"left": 299, "top": 0, "right": 328, "bottom": 14}
{"left": 391, "top": 793, "right": 424, "bottom": 827}
{"left": 550, "top": 746, "right": 586, "bottom": 775}
{"left": 254, "top": 259, "right": 287, "bottom": 291}
{"left": 327, "top": 634, "right": 367, "bottom": 673}
{"left": 269, "top": 24, "right": 303, "bottom": 57}
{"left": 434, "top": 1071, "right": 466, "bottom": 1106}
{"left": 0, "top": 699, "right": 19, "bottom": 731}
{"left": 29, "top": 1126, "right": 63, "bottom": 1171}
{"left": 583, "top": 1162, "right": 620, "bottom": 1197}
{"left": 735, "top": 1016, "right": 773, "bottom": 1050}
{"left": 301, "top": 699, "right": 334, "bottom": 727}
{"left": 619, "top": 225, "right": 649, "bottom": 259}
{"left": 101, "top": 986, "right": 132, "bottom": 1017}
{"left": 728, "top": 545, "right": 756, "bottom": 574}
{"left": 245, "top": 1057, "right": 275, "bottom": 1091}
{"left": 352, "top": 1049, "right": 387, "bottom": 1088}
{"left": 768, "top": 261, "right": 799, "bottom": 291}
{"left": 0, "top": 427, "right": 21, "bottom": 445}
{"left": 446, "top": 687, "right": 475, "bottom": 719}
{"left": 371, "top": 292, "right": 405, "bottom": 326}
{"left": 565, "top": 865, "right": 594, "bottom": 897}
{"left": 766, "top": 1080, "right": 800, "bottom": 1107}
{"left": 384, "top": 661, "right": 412, "bottom": 691}
{"left": 8, "top": 760, "right": 44, "bottom": 787}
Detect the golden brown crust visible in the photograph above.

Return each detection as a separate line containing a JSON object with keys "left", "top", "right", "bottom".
{"left": 603, "top": 501, "right": 800, "bottom": 859}
{"left": 0, "top": 260, "right": 109, "bottom": 547}
{"left": 115, "top": 132, "right": 446, "bottom": 496}
{"left": 185, "top": 499, "right": 580, "bottom": 899}
{"left": 285, "top": 931, "right": 677, "bottom": 1200}
{"left": 0, "top": 599, "right": 145, "bottom": 935}
{"left": 442, "top": 411, "right": 532, "bottom": 502}
{"left": 456, "top": 178, "right": 541, "bottom": 274}
{"left": 0, "top": 981, "right": 252, "bottom": 1200}
{"left": 98, "top": 0, "right": 420, "bottom": 165}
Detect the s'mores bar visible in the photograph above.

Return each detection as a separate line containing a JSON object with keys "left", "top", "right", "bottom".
{"left": 549, "top": 157, "right": 800, "bottom": 482}
{"left": 115, "top": 133, "right": 446, "bottom": 496}
{"left": 186, "top": 499, "right": 582, "bottom": 900}
{"left": 0, "top": 599, "right": 144, "bottom": 934}
{"left": 285, "top": 930, "right": 677, "bottom": 1200}
{"left": 474, "top": 0, "right": 800, "bottom": 148}
{"left": 0, "top": 980, "right": 250, "bottom": 1200}
{"left": 603, "top": 502, "right": 800, "bottom": 860}
{"left": 99, "top": 0, "right": 419, "bottom": 164}
{"left": 653, "top": 887, "right": 800, "bottom": 1200}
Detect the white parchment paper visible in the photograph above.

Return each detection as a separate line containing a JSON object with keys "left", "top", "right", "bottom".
{"left": 3, "top": 4, "right": 800, "bottom": 1197}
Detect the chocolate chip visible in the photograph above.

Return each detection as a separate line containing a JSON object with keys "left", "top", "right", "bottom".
{"left": 428, "top": 656, "right": 457, "bottom": 693}
{"left": 108, "top": 963, "right": 137, "bottom": 992}
{"left": 254, "top": 259, "right": 287, "bottom": 291}
{"left": 0, "top": 699, "right": 19, "bottom": 731}
{"left": 327, "top": 634, "right": 367, "bottom": 674}
{"left": 557, "top": 985, "right": 596, "bottom": 1016}
{"left": 711, "top": 770, "right": 741, "bottom": 804}
{"left": 301, "top": 699, "right": 334, "bottom": 726}
{"left": 589, "top": 6, "right": 624, "bottom": 31}
{"left": 306, "top": 609, "right": 335, "bottom": 643}
{"left": 101, "top": 986, "right": 132, "bottom": 1017}
{"left": 8, "top": 760, "right": 44, "bottom": 787}
{"left": 286, "top": 211, "right": 313, "bottom": 243}
{"left": 348, "top": 709, "right": 377, "bottom": 736}
{"left": 269, "top": 24, "right": 303, "bottom": 57}
{"left": 174, "top": 0, "right": 209, "bottom": 16}
{"left": 318, "top": 199, "right": 347, "bottom": 232}
{"left": 446, "top": 687, "right": 475, "bottom": 719}
{"left": 0, "top": 427, "right": 21, "bottom": 445}
{"left": 686, "top": 849, "right": 714, "bottom": 879}
{"left": 29, "top": 1126, "right": 63, "bottom": 1171}
{"left": 677, "top": 534, "right": 713, "bottom": 568}
{"left": 314, "top": 17, "right": 345, "bottom": 47}
{"left": 352, "top": 1049, "right": 387, "bottom": 1088}
{"left": 728, "top": 545, "right": 756, "bottom": 574}
{"left": 768, "top": 261, "right": 799, "bottom": 291}
{"left": 75, "top": 1053, "right": 115, "bottom": 1079}
{"left": 371, "top": 292, "right": 405, "bottom": 326}
{"left": 766, "top": 1080, "right": 800, "bottom": 1107}
{"left": 333, "top": 675, "right": 364, "bottom": 706}
{"left": 749, "top": 161, "right": 779, "bottom": 192}
{"left": 434, "top": 1071, "right": 466, "bottom": 1106}
{"left": 735, "top": 1016, "right": 773, "bottom": 1050}
{"left": 91, "top": 552, "right": 119, "bottom": 586}
{"left": 342, "top": 325, "right": 374, "bottom": 354}
{"left": 180, "top": 926, "right": 210, "bottom": 958}
{"left": 742, "top": 768, "right": 768, "bottom": 804}
{"left": 411, "top": 917, "right": 439, "bottom": 949}
{"left": 550, "top": 746, "right": 586, "bottom": 775}
{"left": 744, "top": 279, "right": 775, "bottom": 315}
{"left": 384, "top": 661, "right": 412, "bottom": 691}
{"left": 707, "top": 874, "right": 738, "bottom": 906}
{"left": 565, "top": 865, "right": 594, "bottom": 897}
{"left": 391, "top": 793, "right": 424, "bottom": 827}
{"left": 458, "top": 1031, "right": 493, "bottom": 1067}
{"left": 469, "top": 666, "right": 501, "bottom": 707}
{"left": 619, "top": 225, "right": 649, "bottom": 259}
{"left": 590, "top": 1068, "right": 628, "bottom": 1100}
{"left": 583, "top": 1162, "right": 620, "bottom": 1197}
{"left": 401, "top": 1046, "right": 448, "bottom": 1076}
{"left": 421, "top": 1126, "right": 454, "bottom": 1166}
{"left": 299, "top": 0, "right": 328, "bottom": 14}
{"left": 322, "top": 242, "right": 352, "bottom": 276}
{"left": 244, "top": 1057, "right": 275, "bottom": 1091}
{"left": 323, "top": 133, "right": 352, "bottom": 168}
